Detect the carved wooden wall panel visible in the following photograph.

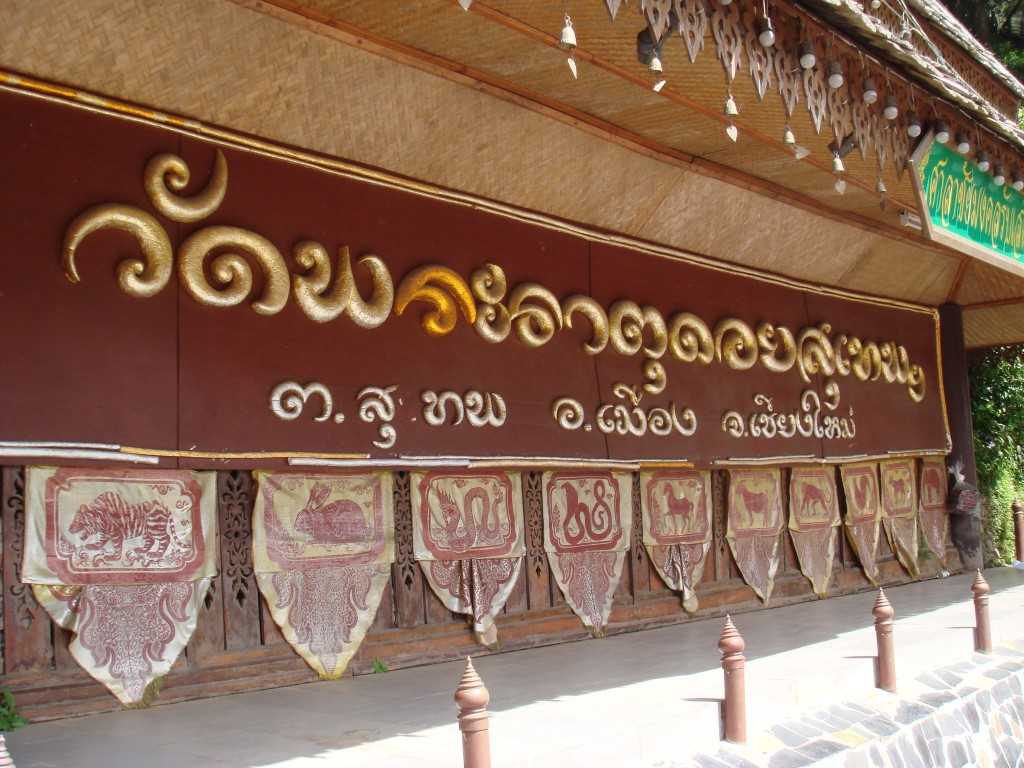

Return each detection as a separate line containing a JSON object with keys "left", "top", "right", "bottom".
{"left": 1, "top": 468, "right": 50, "bottom": 672}
{"left": 523, "top": 472, "right": 553, "bottom": 611}
{"left": 391, "top": 472, "right": 425, "bottom": 628}
{"left": 218, "top": 470, "right": 262, "bottom": 649}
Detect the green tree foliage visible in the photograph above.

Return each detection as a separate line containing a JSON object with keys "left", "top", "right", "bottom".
{"left": 943, "top": 0, "right": 1024, "bottom": 80}
{"left": 969, "top": 347, "right": 1024, "bottom": 564}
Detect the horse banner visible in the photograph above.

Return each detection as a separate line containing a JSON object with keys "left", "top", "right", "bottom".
{"left": 788, "top": 467, "right": 841, "bottom": 597}
{"left": 252, "top": 472, "right": 394, "bottom": 679}
{"left": 919, "top": 457, "right": 950, "bottom": 566}
{"left": 23, "top": 467, "right": 216, "bottom": 705}
{"left": 839, "top": 462, "right": 882, "bottom": 585}
{"left": 542, "top": 470, "right": 632, "bottom": 636}
{"left": 412, "top": 470, "right": 523, "bottom": 649}
{"left": 880, "top": 459, "right": 920, "bottom": 578}
{"left": 639, "top": 469, "right": 712, "bottom": 613}
{"left": 726, "top": 468, "right": 784, "bottom": 602}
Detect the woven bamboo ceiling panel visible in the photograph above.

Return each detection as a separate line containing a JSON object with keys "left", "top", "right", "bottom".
{"left": 2, "top": 0, "right": 1023, "bottom": 346}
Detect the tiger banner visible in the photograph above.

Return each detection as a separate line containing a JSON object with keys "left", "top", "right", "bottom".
{"left": 880, "top": 458, "right": 920, "bottom": 578}
{"left": 412, "top": 470, "right": 523, "bottom": 649}
{"left": 542, "top": 470, "right": 632, "bottom": 636}
{"left": 639, "top": 469, "right": 712, "bottom": 613}
{"left": 919, "top": 457, "right": 950, "bottom": 566}
{"left": 23, "top": 467, "right": 217, "bottom": 706}
{"left": 788, "top": 467, "right": 841, "bottom": 598}
{"left": 726, "top": 468, "right": 784, "bottom": 602}
{"left": 839, "top": 462, "right": 882, "bottom": 585}
{"left": 253, "top": 472, "right": 394, "bottom": 679}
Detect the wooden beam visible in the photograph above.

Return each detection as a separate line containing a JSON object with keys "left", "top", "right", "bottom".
{"left": 962, "top": 295, "right": 1024, "bottom": 311}
{"left": 945, "top": 256, "right": 971, "bottom": 303}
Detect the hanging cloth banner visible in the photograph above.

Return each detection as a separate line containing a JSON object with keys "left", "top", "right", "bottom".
{"left": 542, "top": 470, "right": 632, "bottom": 636}
{"left": 788, "top": 467, "right": 841, "bottom": 597}
{"left": 840, "top": 462, "right": 882, "bottom": 585}
{"left": 726, "top": 468, "right": 783, "bottom": 602}
{"left": 880, "top": 458, "right": 920, "bottom": 578}
{"left": 919, "top": 457, "right": 950, "bottom": 566}
{"left": 412, "top": 470, "right": 524, "bottom": 649}
{"left": 22, "top": 467, "right": 216, "bottom": 705}
{"left": 639, "top": 469, "right": 712, "bottom": 613}
{"left": 252, "top": 472, "right": 394, "bottom": 679}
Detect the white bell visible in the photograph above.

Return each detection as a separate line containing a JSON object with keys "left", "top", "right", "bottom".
{"left": 876, "top": 177, "right": 887, "bottom": 194}
{"left": 724, "top": 94, "right": 739, "bottom": 116}
{"left": 832, "top": 153, "right": 845, "bottom": 174}
{"left": 559, "top": 14, "right": 577, "bottom": 50}
{"left": 798, "top": 41, "right": 816, "bottom": 70}
{"left": 783, "top": 126, "right": 796, "bottom": 146}
{"left": 649, "top": 53, "right": 664, "bottom": 74}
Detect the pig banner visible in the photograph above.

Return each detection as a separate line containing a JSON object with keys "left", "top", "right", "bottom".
{"left": 412, "top": 470, "right": 524, "bottom": 649}
{"left": 640, "top": 469, "right": 712, "bottom": 613}
{"left": 23, "top": 467, "right": 216, "bottom": 705}
{"left": 253, "top": 472, "right": 395, "bottom": 679}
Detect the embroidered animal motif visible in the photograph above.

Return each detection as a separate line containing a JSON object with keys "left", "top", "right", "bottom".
{"left": 922, "top": 468, "right": 943, "bottom": 506}
{"left": 889, "top": 475, "right": 910, "bottom": 505}
{"left": 662, "top": 485, "right": 694, "bottom": 536}
{"left": 798, "top": 482, "right": 832, "bottom": 520}
{"left": 852, "top": 474, "right": 874, "bottom": 512}
{"left": 294, "top": 483, "right": 369, "bottom": 544}
{"left": 437, "top": 487, "right": 499, "bottom": 552}
{"left": 735, "top": 483, "right": 770, "bottom": 529}
{"left": 69, "top": 492, "right": 185, "bottom": 566}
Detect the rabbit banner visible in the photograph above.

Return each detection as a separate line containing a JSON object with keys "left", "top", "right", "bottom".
{"left": 252, "top": 472, "right": 395, "bottom": 679}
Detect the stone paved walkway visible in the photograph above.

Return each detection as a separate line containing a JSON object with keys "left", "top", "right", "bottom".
{"left": 9, "top": 567, "right": 1024, "bottom": 767}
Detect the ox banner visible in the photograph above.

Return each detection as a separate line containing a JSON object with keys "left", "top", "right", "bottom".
{"left": 412, "top": 470, "right": 524, "bottom": 649}
{"left": 252, "top": 472, "right": 395, "bottom": 679}
{"left": 839, "top": 462, "right": 882, "bottom": 585}
{"left": 640, "top": 469, "right": 712, "bottom": 613}
{"left": 727, "top": 468, "right": 784, "bottom": 602}
{"left": 23, "top": 467, "right": 217, "bottom": 705}
{"left": 788, "top": 467, "right": 841, "bottom": 597}
{"left": 919, "top": 457, "right": 950, "bottom": 566}
{"left": 880, "top": 459, "right": 920, "bottom": 579}
{"left": 543, "top": 471, "right": 632, "bottom": 636}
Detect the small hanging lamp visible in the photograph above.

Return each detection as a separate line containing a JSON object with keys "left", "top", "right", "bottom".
{"left": 933, "top": 120, "right": 950, "bottom": 144}
{"left": 955, "top": 132, "right": 971, "bottom": 155}
{"left": 827, "top": 60, "right": 844, "bottom": 89}
{"left": 1012, "top": 170, "right": 1024, "bottom": 191}
{"left": 883, "top": 94, "right": 898, "bottom": 120}
{"left": 994, "top": 164, "right": 1006, "bottom": 186}
{"left": 798, "top": 41, "right": 816, "bottom": 70}
{"left": 976, "top": 150, "right": 990, "bottom": 173}
{"left": 862, "top": 77, "right": 878, "bottom": 105}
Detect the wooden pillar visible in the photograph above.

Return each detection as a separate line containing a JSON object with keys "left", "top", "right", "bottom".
{"left": 939, "top": 303, "right": 982, "bottom": 570}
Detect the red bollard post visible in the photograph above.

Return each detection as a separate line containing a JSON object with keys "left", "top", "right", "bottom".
{"left": 454, "top": 657, "right": 491, "bottom": 768}
{"left": 971, "top": 570, "right": 992, "bottom": 653}
{"left": 873, "top": 588, "right": 897, "bottom": 693}
{"left": 719, "top": 615, "right": 747, "bottom": 744}
{"left": 1013, "top": 500, "right": 1024, "bottom": 563}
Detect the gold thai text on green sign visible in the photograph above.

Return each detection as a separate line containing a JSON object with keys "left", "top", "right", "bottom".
{"left": 919, "top": 140, "right": 1024, "bottom": 263}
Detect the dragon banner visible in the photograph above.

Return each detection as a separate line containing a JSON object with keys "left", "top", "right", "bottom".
{"left": 788, "top": 467, "right": 841, "bottom": 597}
{"left": 640, "top": 469, "right": 712, "bottom": 613}
{"left": 727, "top": 468, "right": 784, "bottom": 602}
{"left": 880, "top": 458, "right": 920, "bottom": 578}
{"left": 412, "top": 470, "right": 524, "bottom": 649}
{"left": 23, "top": 467, "right": 216, "bottom": 705}
{"left": 919, "top": 457, "right": 950, "bottom": 566}
{"left": 542, "top": 470, "right": 632, "bottom": 636}
{"left": 253, "top": 472, "right": 394, "bottom": 679}
{"left": 839, "top": 462, "right": 882, "bottom": 585}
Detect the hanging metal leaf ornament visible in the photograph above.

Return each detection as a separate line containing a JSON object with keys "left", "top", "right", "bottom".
{"left": 604, "top": 0, "right": 623, "bottom": 21}
{"left": 643, "top": 0, "right": 672, "bottom": 42}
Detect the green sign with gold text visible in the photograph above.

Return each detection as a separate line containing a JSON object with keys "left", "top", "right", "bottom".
{"left": 914, "top": 137, "right": 1024, "bottom": 270}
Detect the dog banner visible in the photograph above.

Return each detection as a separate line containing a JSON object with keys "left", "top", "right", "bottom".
{"left": 880, "top": 459, "right": 920, "bottom": 578}
{"left": 23, "top": 467, "right": 216, "bottom": 705}
{"left": 253, "top": 472, "right": 394, "bottom": 679}
{"left": 412, "top": 470, "right": 523, "bottom": 649}
{"left": 919, "top": 457, "right": 950, "bottom": 566}
{"left": 640, "top": 469, "right": 712, "bottom": 613}
{"left": 788, "top": 467, "right": 840, "bottom": 597}
{"left": 839, "top": 462, "right": 882, "bottom": 585}
{"left": 542, "top": 470, "right": 632, "bottom": 636}
{"left": 727, "top": 468, "right": 783, "bottom": 602}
